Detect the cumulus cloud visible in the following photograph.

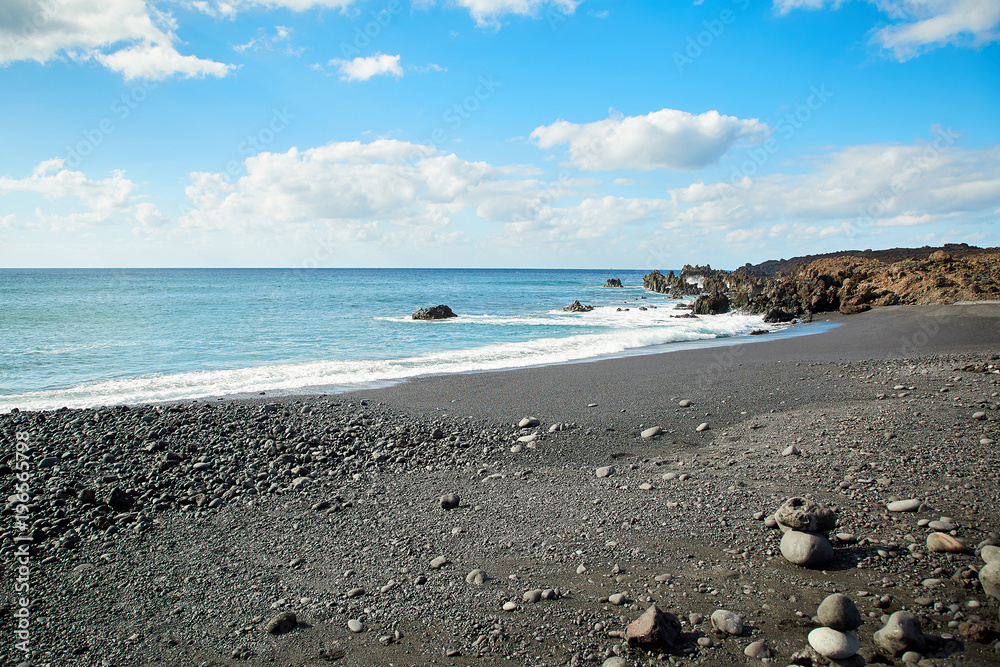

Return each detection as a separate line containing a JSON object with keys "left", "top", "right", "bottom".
{"left": 530, "top": 108, "right": 771, "bottom": 171}
{"left": 774, "top": 0, "right": 1000, "bottom": 59}
{"left": 0, "top": 158, "right": 164, "bottom": 231}
{"left": 0, "top": 0, "right": 233, "bottom": 79}
{"left": 416, "top": 0, "right": 580, "bottom": 28}
{"left": 663, "top": 135, "right": 1000, "bottom": 245}
{"left": 327, "top": 53, "right": 403, "bottom": 81}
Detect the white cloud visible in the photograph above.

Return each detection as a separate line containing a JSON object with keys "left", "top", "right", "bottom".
{"left": 504, "top": 196, "right": 670, "bottom": 242}
{"left": 234, "top": 25, "right": 302, "bottom": 55}
{"left": 0, "top": 0, "right": 233, "bottom": 79}
{"left": 0, "top": 158, "right": 163, "bottom": 231}
{"left": 664, "top": 137, "right": 1000, "bottom": 243}
{"left": 530, "top": 108, "right": 771, "bottom": 171}
{"left": 328, "top": 53, "right": 403, "bottom": 81}
{"left": 774, "top": 0, "right": 1000, "bottom": 59}
{"left": 187, "top": 0, "right": 356, "bottom": 18}
{"left": 417, "top": 0, "right": 580, "bottom": 28}
{"left": 97, "top": 43, "right": 234, "bottom": 80}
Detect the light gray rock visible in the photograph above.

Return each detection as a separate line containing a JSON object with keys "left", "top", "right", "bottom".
{"left": 928, "top": 520, "right": 956, "bottom": 531}
{"left": 808, "top": 627, "right": 860, "bottom": 660}
{"left": 678, "top": 399, "right": 692, "bottom": 407}
{"left": 602, "top": 658, "right": 629, "bottom": 667}
{"left": 596, "top": 466, "right": 614, "bottom": 478}
{"left": 710, "top": 609, "right": 743, "bottom": 636}
{"left": 347, "top": 619, "right": 363, "bottom": 633}
{"left": 465, "top": 569, "right": 486, "bottom": 585}
{"left": 782, "top": 445, "right": 800, "bottom": 456}
{"left": 780, "top": 530, "right": 834, "bottom": 567}
{"left": 696, "top": 422, "right": 709, "bottom": 432}
{"left": 887, "top": 499, "right": 922, "bottom": 512}
{"left": 518, "top": 417, "right": 540, "bottom": 428}
{"left": 980, "top": 560, "right": 1000, "bottom": 599}
{"left": 641, "top": 426, "right": 663, "bottom": 438}
{"left": 981, "top": 544, "right": 1000, "bottom": 564}
{"left": 817, "top": 593, "right": 863, "bottom": 631}
{"left": 430, "top": 555, "right": 449, "bottom": 569}
{"left": 608, "top": 593, "right": 628, "bottom": 606}
{"left": 873, "top": 611, "right": 925, "bottom": 656}
{"left": 522, "top": 589, "right": 542, "bottom": 604}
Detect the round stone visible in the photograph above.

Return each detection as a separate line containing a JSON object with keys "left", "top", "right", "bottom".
{"left": 641, "top": 426, "right": 663, "bottom": 438}
{"left": 887, "top": 499, "right": 922, "bottom": 512}
{"left": 439, "top": 493, "right": 460, "bottom": 510}
{"left": 927, "top": 532, "right": 965, "bottom": 553}
{"left": 780, "top": 530, "right": 834, "bottom": 567}
{"left": 502, "top": 601, "right": 517, "bottom": 611}
{"left": 817, "top": 593, "right": 863, "bottom": 631}
{"left": 980, "top": 560, "right": 1000, "bottom": 600}
{"left": 981, "top": 544, "right": 1000, "bottom": 564}
{"left": 347, "top": 619, "right": 363, "bottom": 633}
{"left": 808, "top": 627, "right": 860, "bottom": 660}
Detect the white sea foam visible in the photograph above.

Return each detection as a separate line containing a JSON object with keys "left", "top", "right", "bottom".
{"left": 0, "top": 312, "right": 784, "bottom": 412}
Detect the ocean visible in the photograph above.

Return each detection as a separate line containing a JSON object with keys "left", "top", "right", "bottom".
{"left": 0, "top": 268, "right": 789, "bottom": 412}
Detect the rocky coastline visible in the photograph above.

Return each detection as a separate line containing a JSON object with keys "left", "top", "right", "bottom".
{"left": 644, "top": 245, "right": 1000, "bottom": 323}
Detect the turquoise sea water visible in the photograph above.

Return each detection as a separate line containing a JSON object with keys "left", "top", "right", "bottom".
{"left": 0, "top": 268, "right": 784, "bottom": 412}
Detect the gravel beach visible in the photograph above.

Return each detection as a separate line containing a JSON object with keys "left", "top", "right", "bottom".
{"left": 3, "top": 304, "right": 1000, "bottom": 667}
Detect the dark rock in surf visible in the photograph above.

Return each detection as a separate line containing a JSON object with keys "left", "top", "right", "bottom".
{"left": 412, "top": 305, "right": 458, "bottom": 320}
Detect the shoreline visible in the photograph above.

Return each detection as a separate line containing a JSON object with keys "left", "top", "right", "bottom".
{"left": 2, "top": 303, "right": 999, "bottom": 666}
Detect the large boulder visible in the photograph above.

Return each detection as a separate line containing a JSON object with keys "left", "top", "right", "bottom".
{"left": 873, "top": 611, "right": 925, "bottom": 656}
{"left": 412, "top": 305, "right": 458, "bottom": 320}
{"left": 692, "top": 291, "right": 730, "bottom": 315}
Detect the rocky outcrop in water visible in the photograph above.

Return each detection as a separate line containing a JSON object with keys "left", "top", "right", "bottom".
{"left": 645, "top": 246, "right": 1000, "bottom": 318}
{"left": 412, "top": 305, "right": 458, "bottom": 320}
{"left": 604, "top": 278, "right": 623, "bottom": 288}
{"left": 563, "top": 300, "right": 595, "bottom": 313}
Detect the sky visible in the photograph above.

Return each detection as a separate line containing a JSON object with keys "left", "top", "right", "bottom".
{"left": 0, "top": 0, "right": 998, "bottom": 270}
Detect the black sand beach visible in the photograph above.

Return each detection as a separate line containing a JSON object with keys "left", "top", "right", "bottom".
{"left": 3, "top": 304, "right": 1000, "bottom": 667}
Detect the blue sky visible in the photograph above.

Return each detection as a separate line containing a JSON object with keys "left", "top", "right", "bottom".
{"left": 1, "top": 0, "right": 998, "bottom": 269}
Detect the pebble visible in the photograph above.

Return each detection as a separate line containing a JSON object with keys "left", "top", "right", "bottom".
{"left": 430, "top": 555, "right": 449, "bottom": 569}
{"left": 817, "top": 593, "right": 863, "bottom": 631}
{"left": 502, "top": 601, "right": 517, "bottom": 612}
{"left": 510, "top": 444, "right": 523, "bottom": 453}
{"left": 523, "top": 589, "right": 542, "bottom": 603}
{"left": 595, "top": 466, "right": 614, "bottom": 478}
{"left": 710, "top": 609, "right": 743, "bottom": 636}
{"left": 972, "top": 411, "right": 987, "bottom": 420}
{"left": 465, "top": 569, "right": 486, "bottom": 585}
{"left": 638, "top": 482, "right": 652, "bottom": 490}
{"left": 602, "top": 658, "right": 628, "bottom": 667}
{"left": 887, "top": 499, "right": 922, "bottom": 512}
{"left": 928, "top": 520, "right": 956, "bottom": 531}
{"left": 517, "top": 433, "right": 538, "bottom": 443}
{"left": 981, "top": 545, "right": 1000, "bottom": 563}
{"left": 781, "top": 445, "right": 800, "bottom": 456}
{"left": 695, "top": 422, "right": 709, "bottom": 432}
{"left": 780, "top": 530, "right": 834, "bottom": 567}
{"left": 439, "top": 493, "right": 460, "bottom": 510}
{"left": 608, "top": 593, "right": 628, "bottom": 606}
{"left": 640, "top": 426, "right": 663, "bottom": 438}
{"left": 678, "top": 399, "right": 692, "bottom": 407}
{"left": 345, "top": 587, "right": 365, "bottom": 598}
{"left": 808, "top": 627, "right": 860, "bottom": 660}
{"left": 347, "top": 619, "right": 363, "bottom": 633}
{"left": 518, "top": 417, "right": 540, "bottom": 428}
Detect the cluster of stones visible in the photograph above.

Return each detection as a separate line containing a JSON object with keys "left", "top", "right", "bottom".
{"left": 807, "top": 594, "right": 864, "bottom": 665}
{"left": 772, "top": 496, "right": 838, "bottom": 568}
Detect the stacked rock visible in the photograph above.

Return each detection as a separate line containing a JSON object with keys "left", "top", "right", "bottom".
{"left": 807, "top": 594, "right": 863, "bottom": 666}
{"left": 775, "top": 497, "right": 837, "bottom": 568}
